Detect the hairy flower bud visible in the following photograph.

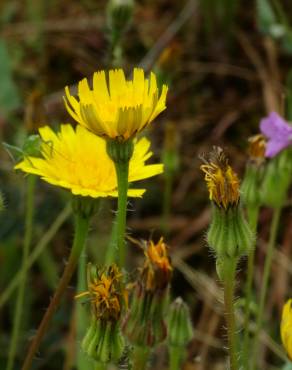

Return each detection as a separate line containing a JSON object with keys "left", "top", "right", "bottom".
{"left": 200, "top": 147, "right": 254, "bottom": 259}
{"left": 168, "top": 297, "right": 193, "bottom": 347}
{"left": 167, "top": 297, "right": 193, "bottom": 370}
{"left": 107, "top": 0, "right": 134, "bottom": 35}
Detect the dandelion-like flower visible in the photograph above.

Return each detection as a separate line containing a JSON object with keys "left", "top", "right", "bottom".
{"left": 200, "top": 147, "right": 240, "bottom": 209}
{"left": 64, "top": 68, "right": 168, "bottom": 141}
{"left": 281, "top": 299, "right": 292, "bottom": 360}
{"left": 15, "top": 124, "right": 163, "bottom": 198}
{"left": 260, "top": 111, "right": 292, "bottom": 157}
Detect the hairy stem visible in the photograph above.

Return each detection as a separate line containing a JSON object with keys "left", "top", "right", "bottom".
{"left": 21, "top": 213, "right": 89, "bottom": 370}
{"left": 114, "top": 160, "right": 129, "bottom": 267}
{"left": 76, "top": 250, "right": 91, "bottom": 370}
{"left": 223, "top": 257, "right": 238, "bottom": 370}
{"left": 252, "top": 207, "right": 281, "bottom": 370}
{"left": 242, "top": 205, "right": 259, "bottom": 369}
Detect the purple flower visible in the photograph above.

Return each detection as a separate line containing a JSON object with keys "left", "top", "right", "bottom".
{"left": 260, "top": 111, "right": 292, "bottom": 158}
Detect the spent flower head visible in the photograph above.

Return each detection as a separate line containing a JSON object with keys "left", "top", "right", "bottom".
{"left": 77, "top": 264, "right": 127, "bottom": 363}
{"left": 15, "top": 124, "right": 163, "bottom": 198}
{"left": 76, "top": 264, "right": 127, "bottom": 321}
{"left": 64, "top": 68, "right": 168, "bottom": 141}
{"left": 200, "top": 146, "right": 240, "bottom": 209}
{"left": 141, "top": 237, "right": 173, "bottom": 292}
{"left": 260, "top": 111, "right": 292, "bottom": 157}
{"left": 281, "top": 299, "right": 292, "bottom": 360}
{"left": 123, "top": 237, "right": 171, "bottom": 347}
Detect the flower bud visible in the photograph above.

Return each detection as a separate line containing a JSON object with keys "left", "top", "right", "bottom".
{"left": 241, "top": 164, "right": 263, "bottom": 208}
{"left": 107, "top": 0, "right": 134, "bottom": 35}
{"left": 167, "top": 297, "right": 193, "bottom": 347}
{"left": 260, "top": 149, "right": 292, "bottom": 208}
{"left": 241, "top": 134, "right": 266, "bottom": 208}
{"left": 123, "top": 238, "right": 172, "bottom": 347}
{"left": 200, "top": 147, "right": 254, "bottom": 259}
{"left": 167, "top": 297, "right": 193, "bottom": 370}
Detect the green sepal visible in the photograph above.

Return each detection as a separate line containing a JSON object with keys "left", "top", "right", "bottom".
{"left": 106, "top": 138, "right": 134, "bottom": 164}
{"left": 123, "top": 288, "right": 169, "bottom": 347}
{"left": 207, "top": 204, "right": 254, "bottom": 259}
{"left": 82, "top": 318, "right": 98, "bottom": 353}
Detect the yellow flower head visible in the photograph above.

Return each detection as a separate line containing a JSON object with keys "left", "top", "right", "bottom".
{"left": 281, "top": 299, "right": 292, "bottom": 360}
{"left": 200, "top": 147, "right": 240, "bottom": 209}
{"left": 247, "top": 134, "right": 266, "bottom": 164}
{"left": 64, "top": 68, "right": 168, "bottom": 141}
{"left": 15, "top": 124, "right": 163, "bottom": 198}
{"left": 76, "top": 264, "right": 127, "bottom": 321}
{"left": 141, "top": 237, "right": 172, "bottom": 292}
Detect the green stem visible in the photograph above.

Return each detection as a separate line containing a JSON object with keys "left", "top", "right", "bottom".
{"left": 252, "top": 207, "right": 282, "bottom": 370}
{"left": 169, "top": 345, "right": 184, "bottom": 370}
{"left": 132, "top": 346, "right": 150, "bottom": 370}
{"left": 77, "top": 250, "right": 91, "bottom": 370}
{"left": 114, "top": 160, "right": 129, "bottom": 267}
{"left": 104, "top": 214, "right": 118, "bottom": 265}
{"left": 222, "top": 257, "right": 238, "bottom": 370}
{"left": 21, "top": 213, "right": 90, "bottom": 370}
{"left": 242, "top": 205, "right": 259, "bottom": 369}
{"left": 7, "top": 175, "right": 36, "bottom": 370}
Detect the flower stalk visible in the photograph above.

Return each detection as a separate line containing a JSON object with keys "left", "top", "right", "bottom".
{"left": 76, "top": 250, "right": 91, "bottom": 370}
{"left": 115, "top": 159, "right": 130, "bottom": 266}
{"left": 242, "top": 204, "right": 259, "bottom": 369}
{"left": 252, "top": 206, "right": 282, "bottom": 370}
{"left": 21, "top": 211, "right": 90, "bottom": 370}
{"left": 107, "top": 139, "right": 134, "bottom": 266}
{"left": 221, "top": 257, "right": 239, "bottom": 370}
{"left": 7, "top": 175, "right": 36, "bottom": 370}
